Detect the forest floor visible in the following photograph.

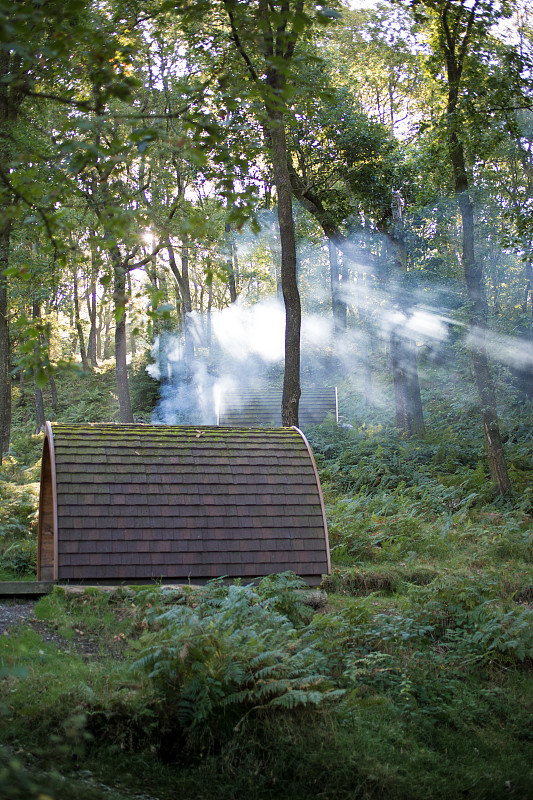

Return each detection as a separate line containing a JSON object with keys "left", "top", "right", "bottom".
{"left": 1, "top": 359, "right": 533, "bottom": 799}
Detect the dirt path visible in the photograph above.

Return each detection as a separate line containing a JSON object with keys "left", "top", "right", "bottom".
{"left": 0, "top": 598, "right": 108, "bottom": 657}
{"left": 0, "top": 598, "right": 37, "bottom": 634}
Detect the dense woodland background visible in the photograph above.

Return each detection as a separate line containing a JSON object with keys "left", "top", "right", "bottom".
{"left": 2, "top": 1, "right": 533, "bottom": 798}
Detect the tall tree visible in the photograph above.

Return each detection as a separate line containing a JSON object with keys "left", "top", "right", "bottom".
{"left": 413, "top": 0, "right": 530, "bottom": 492}
{"left": 218, "top": 0, "right": 311, "bottom": 425}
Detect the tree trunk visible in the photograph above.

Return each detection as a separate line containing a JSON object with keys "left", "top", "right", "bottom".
{"left": 112, "top": 249, "right": 134, "bottom": 423}
{"left": 448, "top": 113, "right": 511, "bottom": 493}
{"left": 49, "top": 376, "right": 58, "bottom": 412}
{"left": 96, "top": 302, "right": 103, "bottom": 362}
{"left": 389, "top": 334, "right": 425, "bottom": 436}
{"left": 86, "top": 237, "right": 98, "bottom": 366}
{"left": 329, "top": 240, "right": 347, "bottom": 333}
{"left": 206, "top": 276, "right": 213, "bottom": 350}
{"left": 167, "top": 239, "right": 194, "bottom": 360}
{"left": 18, "top": 369, "right": 26, "bottom": 407}
{"left": 103, "top": 303, "right": 112, "bottom": 360}
{"left": 32, "top": 300, "right": 45, "bottom": 434}
{"left": 225, "top": 222, "right": 238, "bottom": 303}
{"left": 363, "top": 337, "right": 373, "bottom": 407}
{"left": 434, "top": 1, "right": 512, "bottom": 493}
{"left": 150, "top": 248, "right": 159, "bottom": 341}
{"left": 127, "top": 271, "right": 137, "bottom": 358}
{"left": 0, "top": 51, "right": 24, "bottom": 461}
{"left": 0, "top": 223, "right": 11, "bottom": 460}
{"left": 268, "top": 112, "right": 301, "bottom": 427}
{"left": 3, "top": 355, "right": 10, "bottom": 454}
{"left": 73, "top": 267, "right": 90, "bottom": 372}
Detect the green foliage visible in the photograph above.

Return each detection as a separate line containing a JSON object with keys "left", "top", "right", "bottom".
{"left": 0, "top": 748, "right": 54, "bottom": 800}
{"left": 132, "top": 580, "right": 341, "bottom": 753}
{"left": 128, "top": 352, "right": 160, "bottom": 418}
{"left": 0, "top": 539, "right": 37, "bottom": 576}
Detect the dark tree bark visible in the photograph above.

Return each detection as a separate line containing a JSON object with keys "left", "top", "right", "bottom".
{"left": 103, "top": 303, "right": 112, "bottom": 360}
{"left": 329, "top": 240, "right": 347, "bottom": 333}
{"left": 49, "top": 376, "right": 58, "bottom": 412}
{"left": 268, "top": 112, "right": 301, "bottom": 426}
{"left": 380, "top": 226, "right": 425, "bottom": 437}
{"left": 523, "top": 261, "right": 532, "bottom": 315}
{"left": 225, "top": 222, "right": 238, "bottom": 303}
{"left": 32, "top": 300, "right": 45, "bottom": 434}
{"left": 72, "top": 267, "right": 90, "bottom": 373}
{"left": 127, "top": 271, "right": 137, "bottom": 359}
{"left": 439, "top": 0, "right": 511, "bottom": 493}
{"left": 0, "top": 49, "right": 25, "bottom": 462}
{"left": 390, "top": 334, "right": 425, "bottom": 437}
{"left": 87, "top": 239, "right": 98, "bottom": 367}
{"left": 167, "top": 239, "right": 194, "bottom": 360}
{"left": 111, "top": 248, "right": 134, "bottom": 423}
{"left": 0, "top": 224, "right": 11, "bottom": 459}
{"left": 223, "top": 0, "right": 303, "bottom": 426}
{"left": 206, "top": 272, "right": 213, "bottom": 350}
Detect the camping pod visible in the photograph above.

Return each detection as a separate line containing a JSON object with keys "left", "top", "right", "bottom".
{"left": 37, "top": 423, "right": 330, "bottom": 586}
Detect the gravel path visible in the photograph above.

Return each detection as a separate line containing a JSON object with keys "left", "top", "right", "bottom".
{"left": 0, "top": 598, "right": 37, "bottom": 634}
{"left": 0, "top": 598, "right": 106, "bottom": 657}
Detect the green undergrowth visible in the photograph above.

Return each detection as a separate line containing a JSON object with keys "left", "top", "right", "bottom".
{"left": 1, "top": 357, "right": 533, "bottom": 796}
{"left": 2, "top": 573, "right": 533, "bottom": 799}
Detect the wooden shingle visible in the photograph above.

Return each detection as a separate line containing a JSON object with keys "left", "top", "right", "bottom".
{"left": 37, "top": 423, "right": 330, "bottom": 586}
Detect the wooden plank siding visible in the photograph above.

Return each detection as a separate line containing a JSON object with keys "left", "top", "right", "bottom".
{"left": 217, "top": 387, "right": 338, "bottom": 426}
{"left": 37, "top": 423, "right": 330, "bottom": 586}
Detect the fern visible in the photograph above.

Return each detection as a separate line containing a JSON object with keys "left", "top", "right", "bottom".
{"left": 131, "top": 581, "right": 343, "bottom": 748}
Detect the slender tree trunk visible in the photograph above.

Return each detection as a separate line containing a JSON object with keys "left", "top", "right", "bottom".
{"left": 86, "top": 237, "right": 98, "bottom": 366}
{"left": 3, "top": 353, "right": 10, "bottom": 453}
{"left": 0, "top": 223, "right": 11, "bottom": 459}
{"left": 206, "top": 276, "right": 213, "bottom": 350}
{"left": 390, "top": 334, "right": 410, "bottom": 434}
{"left": 380, "top": 225, "right": 425, "bottom": 436}
{"left": 389, "top": 334, "right": 425, "bottom": 436}
{"left": 127, "top": 271, "right": 136, "bottom": 358}
{"left": 150, "top": 247, "right": 159, "bottom": 341}
{"left": 32, "top": 300, "right": 45, "bottom": 434}
{"left": 363, "top": 338, "right": 373, "bottom": 407}
{"left": 221, "top": 0, "right": 302, "bottom": 425}
{"left": 269, "top": 217, "right": 283, "bottom": 301}
{"left": 69, "top": 305, "right": 78, "bottom": 357}
{"left": 167, "top": 239, "right": 194, "bottom": 359}
{"left": 0, "top": 51, "right": 24, "bottom": 461}
{"left": 225, "top": 222, "right": 238, "bottom": 303}
{"left": 329, "top": 240, "right": 346, "bottom": 333}
{"left": 431, "top": 2, "right": 512, "bottom": 492}
{"left": 447, "top": 99, "right": 511, "bottom": 493}
{"left": 49, "top": 376, "right": 58, "bottom": 412}
{"left": 18, "top": 369, "right": 26, "bottom": 408}
{"left": 42, "top": 323, "right": 58, "bottom": 412}
{"left": 103, "top": 303, "right": 112, "bottom": 360}
{"left": 96, "top": 302, "right": 103, "bottom": 362}
{"left": 268, "top": 112, "right": 301, "bottom": 427}
{"left": 523, "top": 261, "right": 532, "bottom": 315}
{"left": 111, "top": 248, "right": 133, "bottom": 423}
{"left": 73, "top": 267, "right": 90, "bottom": 372}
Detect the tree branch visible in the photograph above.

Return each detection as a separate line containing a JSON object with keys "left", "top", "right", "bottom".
{"left": 222, "top": 0, "right": 260, "bottom": 82}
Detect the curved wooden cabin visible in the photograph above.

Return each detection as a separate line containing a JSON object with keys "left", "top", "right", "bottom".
{"left": 38, "top": 423, "right": 330, "bottom": 586}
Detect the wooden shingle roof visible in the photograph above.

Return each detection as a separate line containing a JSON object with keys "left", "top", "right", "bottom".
{"left": 38, "top": 423, "right": 330, "bottom": 586}
{"left": 217, "top": 388, "right": 338, "bottom": 426}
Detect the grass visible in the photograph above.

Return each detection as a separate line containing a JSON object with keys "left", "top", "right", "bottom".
{"left": 1, "top": 357, "right": 533, "bottom": 797}
{"left": 2, "top": 580, "right": 533, "bottom": 799}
